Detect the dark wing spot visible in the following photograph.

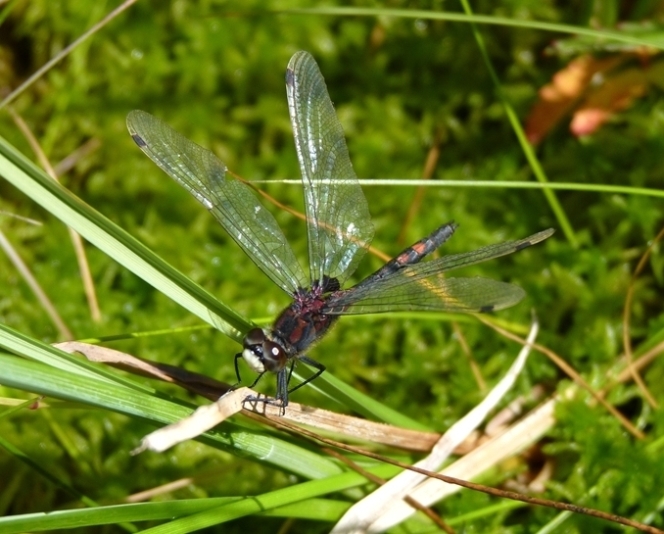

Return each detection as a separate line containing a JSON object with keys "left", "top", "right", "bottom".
{"left": 131, "top": 134, "right": 147, "bottom": 148}
{"left": 285, "top": 68, "right": 295, "bottom": 87}
{"left": 479, "top": 304, "right": 496, "bottom": 313}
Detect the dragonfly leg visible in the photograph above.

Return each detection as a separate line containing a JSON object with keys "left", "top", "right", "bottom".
{"left": 241, "top": 370, "right": 288, "bottom": 414}
{"left": 275, "top": 367, "right": 291, "bottom": 414}
{"left": 234, "top": 351, "right": 269, "bottom": 390}
{"left": 261, "top": 358, "right": 327, "bottom": 415}
{"left": 235, "top": 351, "right": 291, "bottom": 415}
{"left": 287, "top": 356, "right": 326, "bottom": 396}
{"left": 233, "top": 352, "right": 243, "bottom": 386}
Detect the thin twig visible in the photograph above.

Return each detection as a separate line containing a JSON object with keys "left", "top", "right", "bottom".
{"left": 0, "top": 229, "right": 73, "bottom": 339}
{"left": 9, "top": 108, "right": 101, "bottom": 323}
{"left": 622, "top": 225, "right": 663, "bottom": 408}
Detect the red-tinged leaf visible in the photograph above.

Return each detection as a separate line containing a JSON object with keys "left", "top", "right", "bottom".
{"left": 525, "top": 55, "right": 625, "bottom": 144}
{"left": 571, "top": 67, "right": 649, "bottom": 136}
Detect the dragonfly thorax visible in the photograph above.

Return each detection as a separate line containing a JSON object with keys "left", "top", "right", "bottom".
{"left": 241, "top": 327, "right": 287, "bottom": 374}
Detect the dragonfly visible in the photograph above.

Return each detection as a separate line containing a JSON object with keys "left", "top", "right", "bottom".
{"left": 126, "top": 51, "right": 554, "bottom": 411}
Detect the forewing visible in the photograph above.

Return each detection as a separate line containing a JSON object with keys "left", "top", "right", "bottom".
{"left": 126, "top": 110, "right": 308, "bottom": 295}
{"left": 286, "top": 51, "right": 374, "bottom": 286}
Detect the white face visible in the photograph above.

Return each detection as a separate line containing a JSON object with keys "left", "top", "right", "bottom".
{"left": 242, "top": 348, "right": 266, "bottom": 373}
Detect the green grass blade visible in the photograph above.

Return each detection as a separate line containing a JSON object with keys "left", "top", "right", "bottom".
{"left": 0, "top": 322, "right": 155, "bottom": 390}
{"left": 0, "top": 479, "right": 393, "bottom": 532}
{"left": 135, "top": 467, "right": 396, "bottom": 534}
{"left": 282, "top": 7, "right": 664, "bottom": 51}
{"left": 0, "top": 133, "right": 250, "bottom": 341}
{"left": 0, "top": 352, "right": 344, "bottom": 480}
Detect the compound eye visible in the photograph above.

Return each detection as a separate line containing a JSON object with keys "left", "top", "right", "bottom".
{"left": 244, "top": 327, "right": 266, "bottom": 348}
{"left": 261, "top": 340, "right": 286, "bottom": 372}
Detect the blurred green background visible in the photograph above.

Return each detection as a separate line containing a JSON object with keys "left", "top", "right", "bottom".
{"left": 1, "top": 1, "right": 664, "bottom": 532}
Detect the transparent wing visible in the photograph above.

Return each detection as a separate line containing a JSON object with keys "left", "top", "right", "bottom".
{"left": 325, "top": 229, "right": 554, "bottom": 313}
{"left": 286, "top": 51, "right": 374, "bottom": 286}
{"left": 330, "top": 277, "right": 526, "bottom": 314}
{"left": 126, "top": 110, "right": 308, "bottom": 295}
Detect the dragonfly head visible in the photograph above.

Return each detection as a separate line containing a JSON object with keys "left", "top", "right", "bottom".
{"left": 242, "top": 327, "right": 287, "bottom": 374}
